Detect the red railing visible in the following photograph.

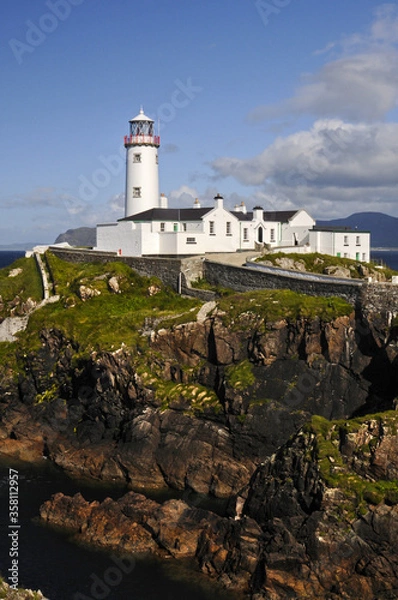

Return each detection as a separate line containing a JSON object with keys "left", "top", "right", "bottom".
{"left": 124, "top": 135, "right": 160, "bottom": 146}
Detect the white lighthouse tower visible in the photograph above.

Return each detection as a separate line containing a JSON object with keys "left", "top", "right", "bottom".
{"left": 124, "top": 108, "right": 160, "bottom": 218}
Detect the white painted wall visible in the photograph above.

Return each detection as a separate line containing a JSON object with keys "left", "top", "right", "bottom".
{"left": 309, "top": 230, "right": 370, "bottom": 262}
{"left": 125, "top": 144, "right": 159, "bottom": 217}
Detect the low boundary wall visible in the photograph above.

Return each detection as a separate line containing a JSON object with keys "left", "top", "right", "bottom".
{"left": 203, "top": 260, "right": 363, "bottom": 304}
{"left": 48, "top": 247, "right": 398, "bottom": 312}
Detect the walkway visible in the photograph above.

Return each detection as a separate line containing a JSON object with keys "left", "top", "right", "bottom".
{"left": 0, "top": 251, "right": 59, "bottom": 343}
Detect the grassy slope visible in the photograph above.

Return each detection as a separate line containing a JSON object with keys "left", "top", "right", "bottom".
{"left": 0, "top": 256, "right": 43, "bottom": 319}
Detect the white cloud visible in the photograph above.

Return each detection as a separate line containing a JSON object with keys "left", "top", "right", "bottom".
{"left": 211, "top": 119, "right": 398, "bottom": 218}
{"left": 107, "top": 193, "right": 125, "bottom": 214}
{"left": 248, "top": 52, "right": 398, "bottom": 123}
{"left": 168, "top": 185, "right": 198, "bottom": 206}
{"left": 249, "top": 4, "right": 398, "bottom": 123}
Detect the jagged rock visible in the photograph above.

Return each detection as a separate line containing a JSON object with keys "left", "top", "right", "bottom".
{"left": 21, "top": 297, "right": 37, "bottom": 313}
{"left": 323, "top": 265, "right": 351, "bottom": 278}
{"left": 40, "top": 491, "right": 225, "bottom": 559}
{"left": 275, "top": 257, "right": 306, "bottom": 271}
{"left": 148, "top": 284, "right": 161, "bottom": 296}
{"left": 0, "top": 580, "right": 48, "bottom": 599}
{"left": 78, "top": 285, "right": 101, "bottom": 301}
{"left": 39, "top": 415, "right": 398, "bottom": 598}
{"left": 8, "top": 267, "right": 23, "bottom": 278}
{"left": 108, "top": 276, "right": 120, "bottom": 293}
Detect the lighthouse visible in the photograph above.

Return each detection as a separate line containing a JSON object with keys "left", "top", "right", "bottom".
{"left": 124, "top": 108, "right": 160, "bottom": 218}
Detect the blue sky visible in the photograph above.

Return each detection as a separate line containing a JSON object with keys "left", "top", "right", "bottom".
{"left": 1, "top": 0, "right": 398, "bottom": 244}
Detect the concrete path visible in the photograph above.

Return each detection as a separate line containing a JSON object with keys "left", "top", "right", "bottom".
{"left": 0, "top": 251, "right": 59, "bottom": 343}
{"left": 202, "top": 251, "right": 262, "bottom": 266}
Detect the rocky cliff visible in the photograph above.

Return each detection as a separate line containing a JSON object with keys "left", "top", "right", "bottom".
{"left": 40, "top": 411, "right": 398, "bottom": 598}
{"left": 1, "top": 255, "right": 398, "bottom": 598}
{"left": 2, "top": 305, "right": 396, "bottom": 498}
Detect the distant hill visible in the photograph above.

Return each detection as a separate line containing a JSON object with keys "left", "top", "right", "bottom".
{"left": 317, "top": 212, "right": 398, "bottom": 248}
{"left": 55, "top": 227, "right": 96, "bottom": 247}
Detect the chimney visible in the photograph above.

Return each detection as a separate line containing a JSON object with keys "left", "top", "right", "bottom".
{"left": 193, "top": 197, "right": 201, "bottom": 209}
{"left": 159, "top": 193, "right": 168, "bottom": 208}
{"left": 240, "top": 201, "right": 247, "bottom": 214}
{"left": 214, "top": 193, "right": 224, "bottom": 209}
{"left": 253, "top": 205, "right": 263, "bottom": 221}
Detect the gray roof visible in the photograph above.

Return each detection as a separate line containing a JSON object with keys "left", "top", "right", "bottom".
{"left": 312, "top": 225, "right": 370, "bottom": 234}
{"left": 120, "top": 207, "right": 301, "bottom": 224}
{"left": 119, "top": 207, "right": 213, "bottom": 222}
{"left": 231, "top": 210, "right": 298, "bottom": 222}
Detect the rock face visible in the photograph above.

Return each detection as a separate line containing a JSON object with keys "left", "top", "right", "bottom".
{"left": 39, "top": 413, "right": 398, "bottom": 598}
{"left": 1, "top": 288, "right": 398, "bottom": 596}
{"left": 1, "top": 305, "right": 398, "bottom": 499}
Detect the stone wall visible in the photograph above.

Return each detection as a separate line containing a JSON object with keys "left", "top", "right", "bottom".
{"left": 203, "top": 260, "right": 363, "bottom": 305}
{"left": 360, "top": 284, "right": 398, "bottom": 315}
{"left": 49, "top": 247, "right": 398, "bottom": 312}
{"left": 50, "top": 248, "right": 183, "bottom": 291}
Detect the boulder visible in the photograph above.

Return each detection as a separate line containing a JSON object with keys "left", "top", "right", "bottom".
{"left": 323, "top": 265, "right": 351, "bottom": 278}
{"left": 78, "top": 285, "right": 101, "bottom": 301}
{"left": 108, "top": 276, "right": 120, "bottom": 293}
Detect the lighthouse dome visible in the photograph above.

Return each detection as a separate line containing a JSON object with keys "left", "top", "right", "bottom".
{"left": 130, "top": 107, "right": 154, "bottom": 123}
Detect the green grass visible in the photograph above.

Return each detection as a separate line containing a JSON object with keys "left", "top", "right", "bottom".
{"left": 0, "top": 254, "right": 201, "bottom": 371}
{"left": 19, "top": 254, "right": 201, "bottom": 354}
{"left": 256, "top": 251, "right": 398, "bottom": 280}
{"left": 191, "top": 278, "right": 233, "bottom": 297}
{"left": 225, "top": 359, "right": 255, "bottom": 391}
{"left": 305, "top": 413, "right": 398, "bottom": 518}
{"left": 0, "top": 256, "right": 43, "bottom": 319}
{"left": 217, "top": 288, "right": 352, "bottom": 330}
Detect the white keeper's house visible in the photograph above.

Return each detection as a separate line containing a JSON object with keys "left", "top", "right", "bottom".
{"left": 96, "top": 109, "right": 370, "bottom": 261}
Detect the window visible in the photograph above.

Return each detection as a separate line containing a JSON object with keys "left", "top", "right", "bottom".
{"left": 133, "top": 153, "right": 141, "bottom": 163}
{"left": 209, "top": 221, "right": 215, "bottom": 235}
{"left": 182, "top": 223, "right": 187, "bottom": 232}
{"left": 344, "top": 235, "right": 349, "bottom": 246}
{"left": 362, "top": 253, "right": 366, "bottom": 261}
{"left": 226, "top": 221, "right": 231, "bottom": 236}
{"left": 133, "top": 187, "right": 141, "bottom": 198}
{"left": 270, "top": 228, "right": 275, "bottom": 242}
{"left": 160, "top": 222, "right": 165, "bottom": 232}
{"left": 156, "top": 155, "right": 158, "bottom": 164}
{"left": 344, "top": 253, "right": 348, "bottom": 258}
{"left": 243, "top": 228, "right": 249, "bottom": 241}
{"left": 356, "top": 235, "right": 361, "bottom": 246}
{"left": 186, "top": 237, "right": 196, "bottom": 244}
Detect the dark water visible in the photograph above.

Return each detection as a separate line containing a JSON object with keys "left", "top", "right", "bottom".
{"left": 371, "top": 249, "right": 398, "bottom": 271}
{"left": 0, "top": 459, "right": 236, "bottom": 600}
{"left": 0, "top": 251, "right": 25, "bottom": 268}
